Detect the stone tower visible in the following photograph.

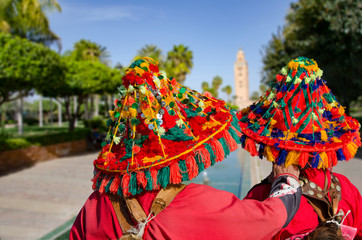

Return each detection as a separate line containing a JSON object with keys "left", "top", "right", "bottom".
{"left": 234, "top": 48, "right": 251, "bottom": 109}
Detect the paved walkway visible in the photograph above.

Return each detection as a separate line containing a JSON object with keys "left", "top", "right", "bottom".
{"left": 0, "top": 153, "right": 96, "bottom": 240}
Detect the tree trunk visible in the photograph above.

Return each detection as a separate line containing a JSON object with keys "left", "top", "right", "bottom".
{"left": 55, "top": 98, "right": 62, "bottom": 127}
{"left": 73, "top": 96, "right": 78, "bottom": 127}
{"left": 90, "top": 95, "right": 94, "bottom": 118}
{"left": 0, "top": 105, "right": 5, "bottom": 133}
{"left": 65, "top": 97, "right": 74, "bottom": 131}
{"left": 39, "top": 95, "right": 43, "bottom": 127}
{"left": 17, "top": 95, "right": 23, "bottom": 135}
{"left": 49, "top": 98, "right": 53, "bottom": 125}
{"left": 84, "top": 96, "right": 89, "bottom": 120}
{"left": 94, "top": 95, "right": 99, "bottom": 117}
{"left": 106, "top": 95, "right": 112, "bottom": 116}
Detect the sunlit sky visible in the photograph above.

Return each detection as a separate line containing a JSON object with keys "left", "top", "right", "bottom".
{"left": 48, "top": 0, "right": 294, "bottom": 100}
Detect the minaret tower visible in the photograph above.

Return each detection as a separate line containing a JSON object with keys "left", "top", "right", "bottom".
{"left": 234, "top": 49, "right": 250, "bottom": 109}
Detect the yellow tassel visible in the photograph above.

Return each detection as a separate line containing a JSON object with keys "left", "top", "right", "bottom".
{"left": 319, "top": 152, "right": 329, "bottom": 169}
{"left": 347, "top": 142, "right": 358, "bottom": 157}
{"left": 320, "top": 130, "right": 328, "bottom": 142}
{"left": 270, "top": 119, "right": 277, "bottom": 126}
{"left": 285, "top": 151, "right": 300, "bottom": 167}
{"left": 265, "top": 145, "right": 275, "bottom": 162}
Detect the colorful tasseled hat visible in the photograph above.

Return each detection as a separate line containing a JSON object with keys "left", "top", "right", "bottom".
{"left": 238, "top": 57, "right": 361, "bottom": 169}
{"left": 93, "top": 57, "right": 241, "bottom": 196}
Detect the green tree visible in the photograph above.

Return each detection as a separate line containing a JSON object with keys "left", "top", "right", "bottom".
{"left": 50, "top": 59, "right": 112, "bottom": 131}
{"left": 201, "top": 82, "right": 209, "bottom": 92}
{"left": 0, "top": 33, "right": 64, "bottom": 106}
{"left": 136, "top": 44, "right": 164, "bottom": 64}
{"left": 221, "top": 85, "right": 232, "bottom": 102}
{"left": 165, "top": 44, "right": 193, "bottom": 84}
{"left": 262, "top": 0, "right": 361, "bottom": 113}
{"left": 72, "top": 39, "right": 110, "bottom": 65}
{"left": 0, "top": 0, "right": 61, "bottom": 47}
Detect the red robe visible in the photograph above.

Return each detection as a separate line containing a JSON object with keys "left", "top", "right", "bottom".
{"left": 245, "top": 168, "right": 362, "bottom": 239}
{"left": 70, "top": 183, "right": 292, "bottom": 240}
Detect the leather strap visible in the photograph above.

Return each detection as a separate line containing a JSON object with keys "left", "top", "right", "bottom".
{"left": 300, "top": 171, "right": 342, "bottom": 222}
{"left": 150, "top": 184, "right": 186, "bottom": 216}
{"left": 107, "top": 184, "right": 186, "bottom": 237}
{"left": 107, "top": 193, "right": 134, "bottom": 234}
{"left": 125, "top": 197, "right": 148, "bottom": 223}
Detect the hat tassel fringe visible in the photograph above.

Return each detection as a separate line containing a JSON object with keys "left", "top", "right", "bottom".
{"left": 240, "top": 135, "right": 360, "bottom": 170}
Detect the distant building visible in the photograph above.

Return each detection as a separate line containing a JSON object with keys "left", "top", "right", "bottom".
{"left": 234, "top": 49, "right": 251, "bottom": 109}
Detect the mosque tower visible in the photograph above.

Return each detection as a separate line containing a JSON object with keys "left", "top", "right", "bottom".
{"left": 234, "top": 48, "right": 251, "bottom": 109}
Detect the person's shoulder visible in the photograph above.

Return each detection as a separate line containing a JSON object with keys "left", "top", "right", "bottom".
{"left": 178, "top": 183, "right": 238, "bottom": 201}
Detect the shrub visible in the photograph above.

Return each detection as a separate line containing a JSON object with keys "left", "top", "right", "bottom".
{"left": 0, "top": 128, "right": 90, "bottom": 152}
{"left": 83, "top": 116, "right": 107, "bottom": 132}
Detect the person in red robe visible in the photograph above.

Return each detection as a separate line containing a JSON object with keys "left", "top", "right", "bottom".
{"left": 70, "top": 57, "right": 302, "bottom": 240}
{"left": 238, "top": 57, "right": 362, "bottom": 239}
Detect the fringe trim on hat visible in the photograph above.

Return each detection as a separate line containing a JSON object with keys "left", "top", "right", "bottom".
{"left": 240, "top": 132, "right": 361, "bottom": 169}
{"left": 93, "top": 119, "right": 241, "bottom": 197}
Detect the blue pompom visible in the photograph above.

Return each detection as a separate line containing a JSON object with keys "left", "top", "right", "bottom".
{"left": 337, "top": 149, "right": 346, "bottom": 160}
{"left": 276, "top": 149, "right": 288, "bottom": 165}
{"left": 240, "top": 135, "right": 247, "bottom": 148}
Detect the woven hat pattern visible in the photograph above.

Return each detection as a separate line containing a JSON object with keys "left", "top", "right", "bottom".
{"left": 93, "top": 57, "right": 241, "bottom": 196}
{"left": 238, "top": 57, "right": 361, "bottom": 169}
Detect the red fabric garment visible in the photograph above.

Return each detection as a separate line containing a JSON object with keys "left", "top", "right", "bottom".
{"left": 244, "top": 168, "right": 362, "bottom": 240}
{"left": 70, "top": 183, "right": 288, "bottom": 240}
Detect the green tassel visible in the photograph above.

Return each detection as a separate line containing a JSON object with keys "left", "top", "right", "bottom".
{"left": 219, "top": 137, "right": 230, "bottom": 156}
{"left": 104, "top": 176, "right": 114, "bottom": 193}
{"left": 195, "top": 154, "right": 205, "bottom": 173}
{"left": 129, "top": 172, "right": 138, "bottom": 196}
{"left": 229, "top": 128, "right": 241, "bottom": 144}
{"left": 145, "top": 170, "right": 153, "bottom": 191}
{"left": 157, "top": 167, "right": 170, "bottom": 188}
{"left": 261, "top": 128, "right": 270, "bottom": 136}
{"left": 178, "top": 160, "right": 189, "bottom": 181}
{"left": 205, "top": 143, "right": 216, "bottom": 166}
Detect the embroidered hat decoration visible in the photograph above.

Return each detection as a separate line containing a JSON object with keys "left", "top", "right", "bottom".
{"left": 238, "top": 57, "right": 361, "bottom": 169}
{"left": 92, "top": 57, "right": 242, "bottom": 196}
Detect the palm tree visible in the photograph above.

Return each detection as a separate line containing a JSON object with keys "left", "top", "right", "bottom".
{"left": 221, "top": 85, "right": 232, "bottom": 102}
{"left": 73, "top": 39, "right": 111, "bottom": 65}
{"left": 0, "top": 0, "right": 61, "bottom": 48}
{"left": 166, "top": 44, "right": 193, "bottom": 84}
{"left": 0, "top": 0, "right": 61, "bottom": 132}
{"left": 136, "top": 44, "right": 164, "bottom": 64}
{"left": 71, "top": 39, "right": 111, "bottom": 119}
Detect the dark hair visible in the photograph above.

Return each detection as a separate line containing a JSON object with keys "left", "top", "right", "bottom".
{"left": 306, "top": 221, "right": 344, "bottom": 240}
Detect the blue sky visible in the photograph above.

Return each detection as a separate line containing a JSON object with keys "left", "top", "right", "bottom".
{"left": 48, "top": 0, "right": 293, "bottom": 101}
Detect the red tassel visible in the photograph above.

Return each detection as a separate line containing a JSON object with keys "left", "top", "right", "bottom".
{"left": 299, "top": 152, "right": 310, "bottom": 168}
{"left": 195, "top": 147, "right": 211, "bottom": 168}
{"left": 91, "top": 171, "right": 101, "bottom": 190}
{"left": 99, "top": 175, "right": 110, "bottom": 194}
{"left": 342, "top": 145, "right": 352, "bottom": 160}
{"left": 210, "top": 139, "right": 225, "bottom": 162}
{"left": 121, "top": 173, "right": 130, "bottom": 196}
{"left": 186, "top": 156, "right": 199, "bottom": 179}
{"left": 150, "top": 168, "right": 159, "bottom": 189}
{"left": 109, "top": 175, "right": 121, "bottom": 193}
{"left": 136, "top": 171, "right": 147, "bottom": 189}
{"left": 169, "top": 163, "right": 182, "bottom": 184}
{"left": 327, "top": 151, "right": 338, "bottom": 167}
{"left": 231, "top": 126, "right": 242, "bottom": 137}
{"left": 245, "top": 138, "right": 258, "bottom": 157}
{"left": 223, "top": 131, "right": 238, "bottom": 152}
